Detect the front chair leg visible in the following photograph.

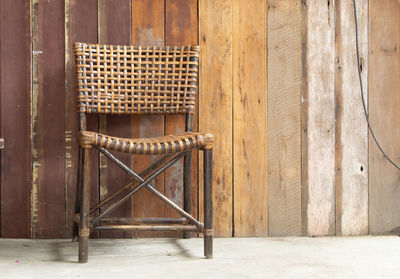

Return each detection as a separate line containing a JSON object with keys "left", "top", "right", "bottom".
{"left": 79, "top": 148, "right": 91, "bottom": 263}
{"left": 203, "top": 149, "right": 213, "bottom": 259}
{"left": 183, "top": 151, "right": 192, "bottom": 239}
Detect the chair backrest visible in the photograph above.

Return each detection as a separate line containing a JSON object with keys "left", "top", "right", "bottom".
{"left": 73, "top": 43, "right": 199, "bottom": 115}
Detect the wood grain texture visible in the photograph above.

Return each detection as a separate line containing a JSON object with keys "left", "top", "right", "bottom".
{"left": 131, "top": 0, "right": 165, "bottom": 237}
{"left": 199, "top": 0, "right": 233, "bottom": 237}
{"left": 369, "top": 0, "right": 400, "bottom": 235}
{"left": 305, "top": 0, "right": 336, "bottom": 236}
{"left": 164, "top": 0, "right": 198, "bottom": 232}
{"left": 0, "top": 0, "right": 32, "bottom": 237}
{"left": 334, "top": 0, "right": 368, "bottom": 236}
{"left": 98, "top": 0, "right": 132, "bottom": 238}
{"left": 33, "top": 0, "right": 66, "bottom": 238}
{"left": 267, "top": 0, "right": 302, "bottom": 236}
{"left": 233, "top": 0, "right": 267, "bottom": 237}
{"left": 65, "top": 0, "right": 98, "bottom": 238}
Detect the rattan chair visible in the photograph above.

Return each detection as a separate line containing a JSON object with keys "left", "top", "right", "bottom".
{"left": 73, "top": 43, "right": 214, "bottom": 263}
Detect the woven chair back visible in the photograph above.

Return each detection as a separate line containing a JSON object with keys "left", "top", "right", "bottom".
{"left": 73, "top": 43, "right": 199, "bottom": 115}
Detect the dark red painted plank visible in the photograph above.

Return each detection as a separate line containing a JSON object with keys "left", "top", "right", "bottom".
{"left": 0, "top": 0, "right": 32, "bottom": 238}
{"left": 98, "top": 0, "right": 132, "bottom": 238}
{"left": 34, "top": 0, "right": 66, "bottom": 238}
{"left": 66, "top": 0, "right": 99, "bottom": 238}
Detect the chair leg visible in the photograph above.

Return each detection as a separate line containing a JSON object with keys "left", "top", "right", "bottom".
{"left": 203, "top": 149, "right": 213, "bottom": 259}
{"left": 73, "top": 146, "right": 83, "bottom": 240}
{"left": 183, "top": 151, "right": 192, "bottom": 239}
{"left": 79, "top": 148, "right": 91, "bottom": 263}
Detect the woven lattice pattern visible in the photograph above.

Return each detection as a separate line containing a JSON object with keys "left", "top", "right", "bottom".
{"left": 80, "top": 131, "right": 214, "bottom": 154}
{"left": 73, "top": 43, "right": 199, "bottom": 115}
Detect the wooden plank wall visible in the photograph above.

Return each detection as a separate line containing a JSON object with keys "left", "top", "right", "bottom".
{"left": 304, "top": 0, "right": 337, "bottom": 236}
{"left": 0, "top": 0, "right": 32, "bottom": 238}
{"left": 199, "top": 0, "right": 234, "bottom": 237}
{"left": 65, "top": 0, "right": 98, "bottom": 238}
{"left": 98, "top": 0, "right": 133, "bottom": 239}
{"left": 369, "top": 0, "right": 400, "bottom": 235}
{"left": 335, "top": 0, "right": 368, "bottom": 236}
{"left": 302, "top": 0, "right": 371, "bottom": 237}
{"left": 267, "top": 0, "right": 302, "bottom": 236}
{"left": 199, "top": 0, "right": 268, "bottom": 237}
{"left": 0, "top": 0, "right": 399, "bottom": 238}
{"left": 233, "top": 0, "right": 268, "bottom": 237}
{"left": 164, "top": 0, "right": 198, "bottom": 238}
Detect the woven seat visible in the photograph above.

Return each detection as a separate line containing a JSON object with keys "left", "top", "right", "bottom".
{"left": 73, "top": 42, "right": 214, "bottom": 263}
{"left": 80, "top": 131, "right": 214, "bottom": 155}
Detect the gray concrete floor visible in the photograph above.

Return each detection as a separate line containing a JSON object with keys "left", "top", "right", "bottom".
{"left": 0, "top": 236, "right": 399, "bottom": 278}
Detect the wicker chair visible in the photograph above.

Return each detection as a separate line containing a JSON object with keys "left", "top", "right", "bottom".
{"left": 73, "top": 43, "right": 214, "bottom": 263}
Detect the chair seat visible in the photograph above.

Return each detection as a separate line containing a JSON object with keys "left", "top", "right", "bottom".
{"left": 80, "top": 131, "right": 214, "bottom": 155}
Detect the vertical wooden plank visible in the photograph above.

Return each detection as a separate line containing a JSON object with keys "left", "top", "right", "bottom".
{"left": 164, "top": 0, "right": 198, "bottom": 232}
{"left": 334, "top": 0, "right": 368, "bottom": 236}
{"left": 267, "top": 0, "right": 302, "bottom": 236}
{"left": 98, "top": 0, "right": 132, "bottom": 238}
{"left": 199, "top": 0, "right": 233, "bottom": 237}
{"left": 369, "top": 0, "right": 400, "bottom": 234}
{"left": 131, "top": 0, "right": 165, "bottom": 237}
{"left": 304, "top": 0, "right": 336, "bottom": 236}
{"left": 32, "top": 0, "right": 66, "bottom": 238}
{"left": 0, "top": 0, "right": 32, "bottom": 238}
{"left": 233, "top": 0, "right": 267, "bottom": 237}
{"left": 65, "top": 0, "right": 98, "bottom": 238}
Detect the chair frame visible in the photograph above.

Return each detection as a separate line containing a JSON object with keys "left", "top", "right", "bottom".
{"left": 73, "top": 43, "right": 213, "bottom": 263}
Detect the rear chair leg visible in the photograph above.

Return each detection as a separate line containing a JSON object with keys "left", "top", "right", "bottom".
{"left": 203, "top": 149, "right": 213, "bottom": 259}
{"left": 79, "top": 148, "right": 91, "bottom": 263}
{"left": 183, "top": 151, "right": 192, "bottom": 239}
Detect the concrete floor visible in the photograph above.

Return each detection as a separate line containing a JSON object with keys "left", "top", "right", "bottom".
{"left": 0, "top": 236, "right": 399, "bottom": 278}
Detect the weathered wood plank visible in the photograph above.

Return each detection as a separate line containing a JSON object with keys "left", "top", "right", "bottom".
{"left": 199, "top": 0, "right": 233, "bottom": 237}
{"left": 267, "top": 0, "right": 302, "bottom": 236}
{"left": 65, "top": 0, "right": 98, "bottom": 238}
{"left": 0, "top": 0, "right": 32, "bottom": 238}
{"left": 98, "top": 0, "right": 132, "bottom": 239}
{"left": 369, "top": 0, "right": 400, "bottom": 235}
{"left": 164, "top": 0, "right": 198, "bottom": 236}
{"left": 131, "top": 0, "right": 165, "bottom": 237}
{"left": 233, "top": 0, "right": 267, "bottom": 237}
{"left": 334, "top": 0, "right": 368, "bottom": 236}
{"left": 32, "top": 0, "right": 66, "bottom": 238}
{"left": 304, "top": 0, "right": 336, "bottom": 236}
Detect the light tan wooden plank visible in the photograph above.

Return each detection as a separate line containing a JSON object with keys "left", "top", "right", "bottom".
{"left": 369, "top": 0, "right": 400, "bottom": 234}
{"left": 305, "top": 0, "right": 336, "bottom": 236}
{"left": 334, "top": 0, "right": 368, "bottom": 236}
{"left": 233, "top": 0, "right": 267, "bottom": 237}
{"left": 267, "top": 0, "right": 302, "bottom": 236}
{"left": 199, "top": 0, "right": 233, "bottom": 237}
